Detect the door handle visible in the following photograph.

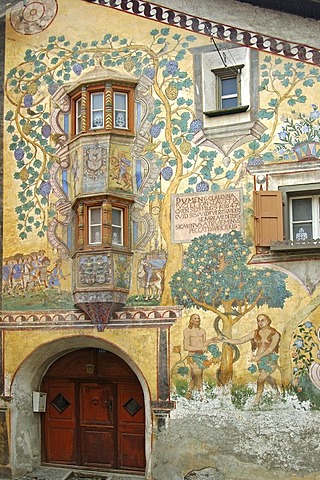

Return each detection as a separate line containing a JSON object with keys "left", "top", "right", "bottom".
{"left": 105, "top": 400, "right": 113, "bottom": 411}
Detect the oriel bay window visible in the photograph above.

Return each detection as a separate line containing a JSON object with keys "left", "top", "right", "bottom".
{"left": 75, "top": 198, "right": 129, "bottom": 251}
{"left": 71, "top": 84, "right": 135, "bottom": 136}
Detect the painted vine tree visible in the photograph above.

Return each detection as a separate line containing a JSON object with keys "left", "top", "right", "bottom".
{"left": 170, "top": 231, "right": 292, "bottom": 385}
{"left": 5, "top": 30, "right": 320, "bottom": 303}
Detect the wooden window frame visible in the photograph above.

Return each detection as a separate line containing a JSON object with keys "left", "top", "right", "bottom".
{"left": 70, "top": 84, "right": 135, "bottom": 137}
{"left": 281, "top": 184, "right": 320, "bottom": 242}
{"left": 89, "top": 90, "right": 105, "bottom": 130}
{"left": 75, "top": 198, "right": 130, "bottom": 251}
{"left": 88, "top": 206, "right": 102, "bottom": 245}
{"left": 254, "top": 185, "right": 320, "bottom": 251}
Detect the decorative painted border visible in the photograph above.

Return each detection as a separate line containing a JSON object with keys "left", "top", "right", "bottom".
{"left": 0, "top": 306, "right": 181, "bottom": 328}
{"left": 83, "top": 0, "right": 320, "bottom": 66}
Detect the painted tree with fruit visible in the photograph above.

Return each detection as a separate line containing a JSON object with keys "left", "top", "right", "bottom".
{"left": 171, "top": 231, "right": 292, "bottom": 385}
{"left": 5, "top": 29, "right": 320, "bottom": 303}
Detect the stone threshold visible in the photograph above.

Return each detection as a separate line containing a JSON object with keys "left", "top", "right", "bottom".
{"left": 18, "top": 466, "right": 145, "bottom": 480}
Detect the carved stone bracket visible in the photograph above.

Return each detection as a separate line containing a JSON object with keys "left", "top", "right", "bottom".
{"left": 76, "top": 301, "right": 123, "bottom": 332}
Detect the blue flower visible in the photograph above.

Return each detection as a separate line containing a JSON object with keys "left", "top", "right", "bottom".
{"left": 294, "top": 339, "right": 304, "bottom": 349}
{"left": 305, "top": 321, "right": 313, "bottom": 328}
{"left": 278, "top": 130, "right": 287, "bottom": 140}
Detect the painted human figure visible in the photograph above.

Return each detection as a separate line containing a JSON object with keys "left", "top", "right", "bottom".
{"left": 48, "top": 260, "right": 64, "bottom": 293}
{"left": 183, "top": 313, "right": 207, "bottom": 399}
{"left": 217, "top": 314, "right": 281, "bottom": 405}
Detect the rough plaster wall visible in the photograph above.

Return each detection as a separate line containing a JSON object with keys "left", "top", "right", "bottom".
{"left": 158, "top": 0, "right": 320, "bottom": 49}
{"left": 152, "top": 399, "right": 320, "bottom": 480}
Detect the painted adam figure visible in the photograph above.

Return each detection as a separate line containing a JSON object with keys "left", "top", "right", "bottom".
{"left": 183, "top": 313, "right": 207, "bottom": 399}
{"left": 218, "top": 314, "right": 281, "bottom": 405}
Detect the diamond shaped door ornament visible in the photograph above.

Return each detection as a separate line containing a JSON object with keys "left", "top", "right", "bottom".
{"left": 51, "top": 393, "right": 71, "bottom": 413}
{"left": 123, "top": 397, "right": 142, "bottom": 416}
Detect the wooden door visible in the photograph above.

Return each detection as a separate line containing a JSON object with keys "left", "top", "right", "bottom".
{"left": 79, "top": 382, "right": 115, "bottom": 467}
{"left": 118, "top": 383, "right": 146, "bottom": 470}
{"left": 43, "top": 380, "right": 76, "bottom": 464}
{"left": 42, "top": 348, "right": 146, "bottom": 472}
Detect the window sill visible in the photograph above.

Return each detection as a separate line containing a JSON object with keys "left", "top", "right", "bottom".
{"left": 270, "top": 239, "right": 320, "bottom": 251}
{"left": 204, "top": 105, "right": 249, "bottom": 117}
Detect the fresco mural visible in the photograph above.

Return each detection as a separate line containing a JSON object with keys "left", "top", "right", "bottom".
{"left": 2, "top": 251, "right": 73, "bottom": 310}
{"left": 3, "top": 13, "right": 320, "bottom": 405}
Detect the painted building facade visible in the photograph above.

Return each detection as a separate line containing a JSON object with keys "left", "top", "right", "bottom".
{"left": 0, "top": 1, "right": 320, "bottom": 479}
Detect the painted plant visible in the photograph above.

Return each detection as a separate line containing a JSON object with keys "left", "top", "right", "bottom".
{"left": 4, "top": 31, "right": 320, "bottom": 304}
{"left": 170, "top": 231, "right": 292, "bottom": 385}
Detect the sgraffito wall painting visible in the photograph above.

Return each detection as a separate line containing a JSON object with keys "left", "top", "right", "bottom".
{"left": 2, "top": 0, "right": 320, "bottom": 425}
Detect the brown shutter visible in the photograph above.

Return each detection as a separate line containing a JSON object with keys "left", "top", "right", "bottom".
{"left": 254, "top": 191, "right": 283, "bottom": 246}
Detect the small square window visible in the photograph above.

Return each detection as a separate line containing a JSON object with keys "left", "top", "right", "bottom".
{"left": 90, "top": 92, "right": 104, "bottom": 129}
{"left": 88, "top": 206, "right": 102, "bottom": 244}
{"left": 114, "top": 92, "right": 128, "bottom": 129}
{"left": 112, "top": 207, "right": 123, "bottom": 245}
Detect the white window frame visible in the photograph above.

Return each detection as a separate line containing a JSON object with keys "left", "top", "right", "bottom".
{"left": 212, "top": 66, "right": 243, "bottom": 111}
{"left": 90, "top": 92, "right": 104, "bottom": 130}
{"left": 75, "top": 97, "right": 82, "bottom": 134}
{"left": 289, "top": 194, "right": 320, "bottom": 241}
{"left": 113, "top": 92, "right": 128, "bottom": 130}
{"left": 218, "top": 73, "right": 239, "bottom": 110}
{"left": 88, "top": 206, "right": 102, "bottom": 245}
{"left": 111, "top": 207, "right": 123, "bottom": 246}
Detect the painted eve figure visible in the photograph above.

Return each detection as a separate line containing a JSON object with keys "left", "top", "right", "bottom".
{"left": 214, "top": 314, "right": 281, "bottom": 405}
{"left": 183, "top": 313, "right": 207, "bottom": 399}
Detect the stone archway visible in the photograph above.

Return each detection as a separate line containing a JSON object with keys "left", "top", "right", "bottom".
{"left": 9, "top": 336, "right": 152, "bottom": 479}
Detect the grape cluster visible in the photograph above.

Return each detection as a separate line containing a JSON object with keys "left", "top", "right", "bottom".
{"left": 196, "top": 181, "right": 209, "bottom": 192}
{"left": 14, "top": 148, "right": 24, "bottom": 161}
{"left": 150, "top": 124, "right": 161, "bottom": 138}
{"left": 247, "top": 157, "right": 264, "bottom": 167}
{"left": 190, "top": 119, "right": 203, "bottom": 133}
{"left": 23, "top": 94, "right": 33, "bottom": 108}
{"left": 48, "top": 83, "right": 59, "bottom": 95}
{"left": 72, "top": 63, "right": 82, "bottom": 76}
{"left": 161, "top": 166, "right": 173, "bottom": 180}
{"left": 41, "top": 124, "right": 52, "bottom": 139}
{"left": 166, "top": 60, "right": 178, "bottom": 75}
{"left": 144, "top": 67, "right": 155, "bottom": 79}
{"left": 39, "top": 181, "right": 52, "bottom": 197}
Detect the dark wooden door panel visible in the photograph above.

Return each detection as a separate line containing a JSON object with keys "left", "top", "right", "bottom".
{"left": 81, "top": 428, "right": 115, "bottom": 466}
{"left": 43, "top": 380, "right": 76, "bottom": 464}
{"left": 119, "top": 432, "right": 145, "bottom": 470}
{"left": 80, "top": 383, "right": 114, "bottom": 425}
{"left": 118, "top": 383, "right": 145, "bottom": 470}
{"left": 80, "top": 382, "right": 116, "bottom": 467}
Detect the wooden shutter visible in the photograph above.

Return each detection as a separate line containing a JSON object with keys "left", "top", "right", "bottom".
{"left": 254, "top": 191, "right": 283, "bottom": 246}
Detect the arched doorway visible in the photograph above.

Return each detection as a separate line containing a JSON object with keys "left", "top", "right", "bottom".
{"left": 41, "top": 348, "right": 145, "bottom": 472}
